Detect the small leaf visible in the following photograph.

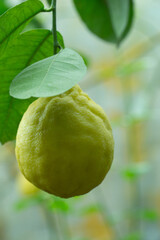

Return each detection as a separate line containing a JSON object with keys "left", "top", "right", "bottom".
{"left": 141, "top": 209, "right": 158, "bottom": 221}
{"left": 121, "top": 162, "right": 150, "bottom": 180}
{"left": 14, "top": 194, "right": 43, "bottom": 211}
{"left": 48, "top": 198, "right": 70, "bottom": 213}
{"left": 81, "top": 205, "right": 99, "bottom": 215}
{"left": 73, "top": 0, "right": 134, "bottom": 44}
{"left": 14, "top": 198, "right": 31, "bottom": 211}
{"left": 0, "top": 0, "right": 44, "bottom": 56}
{"left": 122, "top": 232, "right": 141, "bottom": 240}
{"left": 10, "top": 48, "right": 87, "bottom": 99}
{"left": 0, "top": 29, "right": 64, "bottom": 144}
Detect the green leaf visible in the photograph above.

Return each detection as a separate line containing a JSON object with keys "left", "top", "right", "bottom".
{"left": 0, "top": 29, "right": 64, "bottom": 144}
{"left": 0, "top": 0, "right": 9, "bottom": 15}
{"left": 0, "top": 0, "right": 44, "bottom": 56}
{"left": 47, "top": 0, "right": 52, "bottom": 5}
{"left": 120, "top": 0, "right": 134, "bottom": 42}
{"left": 10, "top": 48, "right": 87, "bottom": 99}
{"left": 76, "top": 51, "right": 91, "bottom": 67}
{"left": 73, "top": 0, "right": 134, "bottom": 44}
{"left": 107, "top": 0, "right": 130, "bottom": 39}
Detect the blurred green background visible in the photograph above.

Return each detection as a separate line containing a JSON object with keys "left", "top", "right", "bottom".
{"left": 0, "top": 0, "right": 160, "bottom": 240}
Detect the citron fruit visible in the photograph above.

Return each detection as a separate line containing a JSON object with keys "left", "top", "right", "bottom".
{"left": 16, "top": 85, "right": 114, "bottom": 198}
{"left": 17, "top": 173, "right": 39, "bottom": 196}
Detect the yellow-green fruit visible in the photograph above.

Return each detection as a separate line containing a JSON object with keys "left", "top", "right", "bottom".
{"left": 17, "top": 173, "right": 39, "bottom": 195}
{"left": 16, "top": 85, "right": 114, "bottom": 198}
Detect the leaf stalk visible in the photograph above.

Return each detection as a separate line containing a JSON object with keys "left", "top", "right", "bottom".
{"left": 43, "top": 0, "right": 59, "bottom": 55}
{"left": 51, "top": 0, "right": 58, "bottom": 55}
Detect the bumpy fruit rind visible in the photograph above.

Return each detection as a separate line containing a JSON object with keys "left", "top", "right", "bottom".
{"left": 16, "top": 85, "right": 114, "bottom": 198}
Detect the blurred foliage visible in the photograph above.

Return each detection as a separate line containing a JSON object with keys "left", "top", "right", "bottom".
{"left": 121, "top": 162, "right": 150, "bottom": 180}
{"left": 81, "top": 205, "right": 99, "bottom": 215}
{"left": 111, "top": 113, "right": 149, "bottom": 128}
{"left": 14, "top": 191, "right": 79, "bottom": 213}
{"left": 140, "top": 209, "right": 158, "bottom": 222}
{"left": 116, "top": 61, "right": 145, "bottom": 78}
{"left": 47, "top": 197, "right": 71, "bottom": 213}
{"left": 121, "top": 232, "right": 141, "bottom": 240}
{"left": 14, "top": 194, "right": 44, "bottom": 211}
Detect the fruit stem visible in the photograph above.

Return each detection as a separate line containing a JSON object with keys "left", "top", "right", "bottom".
{"left": 51, "top": 0, "right": 59, "bottom": 55}
{"left": 43, "top": 0, "right": 60, "bottom": 54}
